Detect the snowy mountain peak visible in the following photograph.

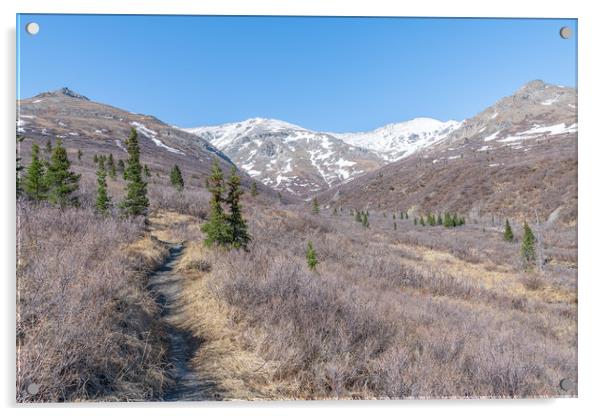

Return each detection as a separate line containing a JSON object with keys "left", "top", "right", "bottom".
{"left": 331, "top": 117, "right": 462, "bottom": 161}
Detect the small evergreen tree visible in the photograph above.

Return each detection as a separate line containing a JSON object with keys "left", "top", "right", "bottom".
{"left": 95, "top": 158, "right": 111, "bottom": 215}
{"left": 362, "top": 212, "right": 370, "bottom": 228}
{"left": 250, "top": 181, "right": 258, "bottom": 197}
{"left": 23, "top": 143, "right": 47, "bottom": 201}
{"left": 394, "top": 221, "right": 397, "bottom": 230}
{"left": 45, "top": 139, "right": 80, "bottom": 207}
{"left": 444, "top": 213, "right": 453, "bottom": 228}
{"left": 170, "top": 164, "right": 184, "bottom": 191}
{"left": 306, "top": 241, "right": 318, "bottom": 271}
{"left": 311, "top": 197, "right": 320, "bottom": 215}
{"left": 414, "top": 217, "right": 417, "bottom": 225}
{"left": 93, "top": 154, "right": 99, "bottom": 164}
{"left": 521, "top": 222, "right": 537, "bottom": 268}
{"left": 437, "top": 213, "right": 443, "bottom": 226}
{"left": 44, "top": 139, "right": 52, "bottom": 155}
{"left": 77, "top": 149, "right": 83, "bottom": 162}
{"left": 225, "top": 167, "right": 251, "bottom": 249}
{"left": 420, "top": 216, "right": 425, "bottom": 226}
{"left": 333, "top": 206, "right": 338, "bottom": 216}
{"left": 107, "top": 153, "right": 117, "bottom": 179}
{"left": 119, "top": 128, "right": 149, "bottom": 216}
{"left": 504, "top": 219, "right": 514, "bottom": 242}
{"left": 452, "top": 213, "right": 459, "bottom": 227}
{"left": 201, "top": 159, "right": 231, "bottom": 247}
{"left": 355, "top": 211, "right": 362, "bottom": 223}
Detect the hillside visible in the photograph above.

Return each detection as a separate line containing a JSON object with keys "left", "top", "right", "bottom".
{"left": 16, "top": 88, "right": 281, "bottom": 197}
{"left": 320, "top": 80, "right": 578, "bottom": 224}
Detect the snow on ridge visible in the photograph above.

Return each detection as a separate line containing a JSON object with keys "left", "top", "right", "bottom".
{"left": 498, "top": 123, "right": 577, "bottom": 143}
{"left": 131, "top": 121, "right": 185, "bottom": 155}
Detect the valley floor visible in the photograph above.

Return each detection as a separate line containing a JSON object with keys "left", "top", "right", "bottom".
{"left": 17, "top": 181, "right": 578, "bottom": 401}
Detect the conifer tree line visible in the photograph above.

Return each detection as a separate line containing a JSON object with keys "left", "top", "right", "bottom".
{"left": 22, "top": 139, "right": 80, "bottom": 208}
{"left": 20, "top": 128, "right": 149, "bottom": 218}
{"left": 413, "top": 212, "right": 465, "bottom": 228}
{"left": 202, "top": 160, "right": 250, "bottom": 249}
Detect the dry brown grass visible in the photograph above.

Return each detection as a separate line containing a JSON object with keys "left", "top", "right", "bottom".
{"left": 16, "top": 202, "right": 170, "bottom": 402}
{"left": 168, "top": 202, "right": 577, "bottom": 399}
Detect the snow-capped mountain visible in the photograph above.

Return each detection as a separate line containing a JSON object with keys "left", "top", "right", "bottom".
{"left": 185, "top": 118, "right": 385, "bottom": 196}
{"left": 184, "top": 117, "right": 462, "bottom": 196}
{"left": 331, "top": 118, "right": 462, "bottom": 161}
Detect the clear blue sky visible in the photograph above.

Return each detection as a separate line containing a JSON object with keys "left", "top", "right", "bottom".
{"left": 17, "top": 15, "right": 577, "bottom": 132}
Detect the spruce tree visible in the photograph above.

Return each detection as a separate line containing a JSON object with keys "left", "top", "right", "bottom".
{"left": 44, "top": 139, "right": 52, "bottom": 155}
{"left": 521, "top": 222, "right": 537, "bottom": 268}
{"left": 251, "top": 181, "right": 258, "bottom": 197}
{"left": 117, "top": 159, "right": 125, "bottom": 174}
{"left": 452, "top": 213, "right": 459, "bottom": 227}
{"left": 311, "top": 197, "right": 320, "bottom": 215}
{"left": 333, "top": 207, "right": 338, "bottom": 216}
{"left": 143, "top": 164, "right": 151, "bottom": 178}
{"left": 437, "top": 214, "right": 443, "bottom": 226}
{"left": 355, "top": 211, "right": 362, "bottom": 222}
{"left": 444, "top": 213, "right": 453, "bottom": 228}
{"left": 95, "top": 157, "right": 111, "bottom": 215}
{"left": 394, "top": 221, "right": 397, "bottom": 230}
{"left": 504, "top": 219, "right": 514, "bottom": 242}
{"left": 306, "top": 241, "right": 318, "bottom": 271}
{"left": 119, "top": 128, "right": 149, "bottom": 217}
{"left": 23, "top": 143, "right": 47, "bottom": 201}
{"left": 225, "top": 167, "right": 251, "bottom": 249}
{"left": 45, "top": 139, "right": 80, "bottom": 207}
{"left": 201, "top": 159, "right": 231, "bottom": 247}
{"left": 77, "top": 149, "right": 82, "bottom": 162}
{"left": 420, "top": 216, "right": 425, "bottom": 226}
{"left": 362, "top": 212, "right": 370, "bottom": 228}
{"left": 107, "top": 153, "right": 117, "bottom": 179}
{"left": 170, "top": 164, "right": 184, "bottom": 191}
{"left": 93, "top": 154, "right": 99, "bottom": 164}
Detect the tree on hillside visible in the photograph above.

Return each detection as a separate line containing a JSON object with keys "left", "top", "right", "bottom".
{"left": 311, "top": 197, "right": 320, "bottom": 215}
{"left": 225, "top": 166, "right": 251, "bottom": 249}
{"left": 504, "top": 219, "right": 514, "bottom": 242}
{"left": 22, "top": 143, "right": 47, "bottom": 202}
{"left": 521, "top": 222, "right": 537, "bottom": 268}
{"left": 306, "top": 240, "right": 318, "bottom": 271}
{"left": 117, "top": 159, "right": 126, "bottom": 178}
{"left": 95, "top": 157, "right": 111, "bottom": 215}
{"left": 437, "top": 214, "right": 443, "bottom": 226}
{"left": 201, "top": 159, "right": 231, "bottom": 247}
{"left": 77, "top": 149, "right": 83, "bottom": 162}
{"left": 44, "top": 139, "right": 52, "bottom": 156}
{"left": 119, "top": 128, "right": 149, "bottom": 217}
{"left": 444, "top": 213, "right": 453, "bottom": 228}
{"left": 362, "top": 212, "right": 370, "bottom": 228}
{"left": 355, "top": 210, "right": 362, "bottom": 223}
{"left": 144, "top": 164, "right": 151, "bottom": 177}
{"left": 93, "top": 154, "right": 99, "bottom": 164}
{"left": 107, "top": 153, "right": 117, "bottom": 179}
{"left": 250, "top": 181, "right": 258, "bottom": 197}
{"left": 170, "top": 164, "right": 184, "bottom": 191}
{"left": 420, "top": 216, "right": 425, "bottom": 226}
{"left": 45, "top": 139, "right": 80, "bottom": 207}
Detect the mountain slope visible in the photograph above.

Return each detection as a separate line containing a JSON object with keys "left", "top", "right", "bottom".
{"left": 185, "top": 118, "right": 385, "bottom": 196}
{"left": 320, "top": 80, "right": 577, "bottom": 224}
{"left": 331, "top": 117, "right": 462, "bottom": 161}
{"left": 17, "top": 87, "right": 240, "bottom": 183}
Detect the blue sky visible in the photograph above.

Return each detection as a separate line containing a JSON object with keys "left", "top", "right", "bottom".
{"left": 17, "top": 15, "right": 577, "bottom": 132}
